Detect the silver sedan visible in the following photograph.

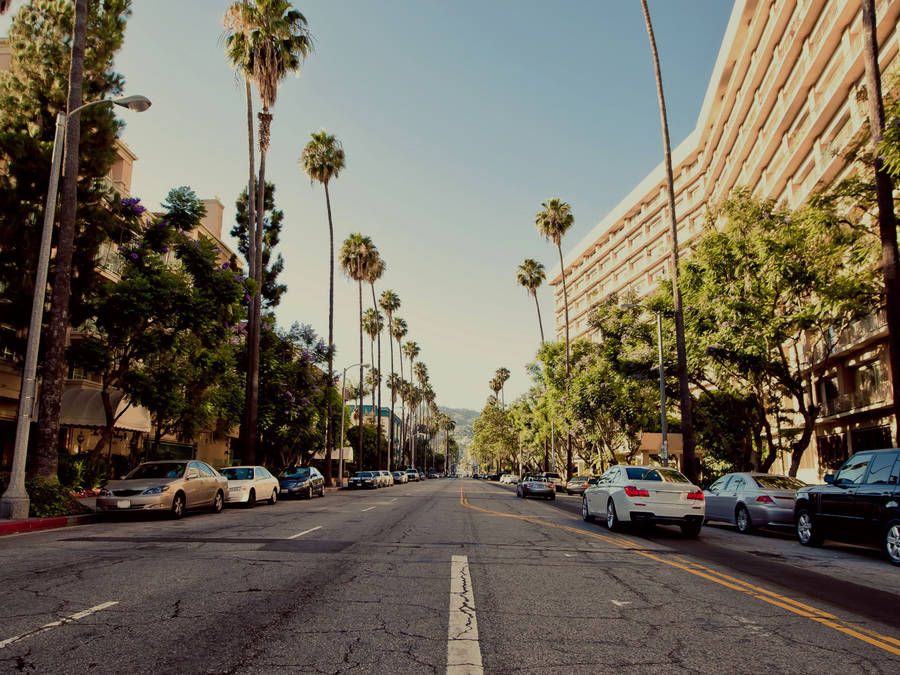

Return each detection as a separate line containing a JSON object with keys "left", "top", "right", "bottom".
{"left": 703, "top": 472, "right": 806, "bottom": 534}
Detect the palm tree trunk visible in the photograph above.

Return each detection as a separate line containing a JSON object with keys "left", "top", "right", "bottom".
{"left": 34, "top": 0, "right": 88, "bottom": 477}
{"left": 357, "top": 275, "right": 364, "bottom": 470}
{"left": 369, "top": 334, "right": 376, "bottom": 462}
{"left": 370, "top": 284, "right": 383, "bottom": 470}
{"left": 398, "top": 338, "right": 405, "bottom": 463}
{"left": 323, "top": 181, "right": 335, "bottom": 484}
{"left": 238, "top": 76, "right": 257, "bottom": 465}
{"left": 861, "top": 0, "right": 900, "bottom": 447}
{"left": 387, "top": 320, "right": 396, "bottom": 471}
{"left": 533, "top": 290, "right": 545, "bottom": 343}
{"left": 556, "top": 242, "right": 573, "bottom": 481}
{"left": 640, "top": 0, "right": 696, "bottom": 483}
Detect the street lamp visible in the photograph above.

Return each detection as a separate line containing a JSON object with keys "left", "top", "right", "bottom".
{"left": 0, "top": 95, "right": 151, "bottom": 520}
{"left": 338, "top": 362, "right": 369, "bottom": 488}
{"left": 621, "top": 302, "right": 668, "bottom": 465}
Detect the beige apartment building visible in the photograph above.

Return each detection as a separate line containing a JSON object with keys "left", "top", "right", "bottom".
{"left": 0, "top": 36, "right": 241, "bottom": 469}
{"left": 549, "top": 0, "right": 900, "bottom": 481}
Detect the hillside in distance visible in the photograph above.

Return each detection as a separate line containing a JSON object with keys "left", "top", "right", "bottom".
{"left": 440, "top": 406, "right": 478, "bottom": 451}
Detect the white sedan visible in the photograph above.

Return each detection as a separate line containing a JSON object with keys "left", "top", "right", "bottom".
{"left": 581, "top": 465, "right": 705, "bottom": 537}
{"left": 220, "top": 465, "right": 280, "bottom": 507}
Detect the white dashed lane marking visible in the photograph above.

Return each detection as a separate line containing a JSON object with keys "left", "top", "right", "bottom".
{"left": 447, "top": 554, "right": 483, "bottom": 674}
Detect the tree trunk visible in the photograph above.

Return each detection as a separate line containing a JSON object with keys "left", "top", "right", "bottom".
{"left": 387, "top": 317, "right": 396, "bottom": 472}
{"left": 33, "top": 0, "right": 89, "bottom": 478}
{"left": 323, "top": 181, "right": 335, "bottom": 484}
{"left": 861, "top": 0, "right": 900, "bottom": 447}
{"left": 640, "top": 0, "right": 696, "bottom": 483}
{"left": 533, "top": 290, "right": 545, "bottom": 343}
{"left": 357, "top": 276, "right": 364, "bottom": 470}
{"left": 556, "top": 243, "right": 573, "bottom": 481}
{"left": 370, "top": 284, "right": 383, "bottom": 470}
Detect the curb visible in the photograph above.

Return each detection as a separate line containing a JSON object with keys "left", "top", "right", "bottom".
{"left": 0, "top": 512, "right": 99, "bottom": 537}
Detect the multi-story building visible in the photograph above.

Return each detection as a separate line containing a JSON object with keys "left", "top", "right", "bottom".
{"left": 0, "top": 36, "right": 241, "bottom": 469}
{"left": 549, "top": 0, "right": 900, "bottom": 481}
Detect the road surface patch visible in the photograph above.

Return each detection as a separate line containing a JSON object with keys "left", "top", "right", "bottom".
{"left": 447, "top": 554, "right": 483, "bottom": 674}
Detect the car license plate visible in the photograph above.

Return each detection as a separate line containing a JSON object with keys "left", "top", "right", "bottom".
{"left": 116, "top": 500, "right": 130, "bottom": 509}
{"left": 280, "top": 488, "right": 288, "bottom": 493}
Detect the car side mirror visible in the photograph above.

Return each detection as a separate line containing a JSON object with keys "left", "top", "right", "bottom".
{"left": 824, "top": 474, "right": 835, "bottom": 485}
{"left": 186, "top": 470, "right": 199, "bottom": 480}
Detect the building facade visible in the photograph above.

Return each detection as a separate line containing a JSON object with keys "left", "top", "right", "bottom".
{"left": 549, "top": 0, "right": 900, "bottom": 481}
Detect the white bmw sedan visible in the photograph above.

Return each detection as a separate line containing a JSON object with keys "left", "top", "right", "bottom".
{"left": 220, "top": 465, "right": 280, "bottom": 507}
{"left": 582, "top": 465, "right": 705, "bottom": 537}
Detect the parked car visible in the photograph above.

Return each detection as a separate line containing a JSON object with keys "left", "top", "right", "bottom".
{"left": 392, "top": 470, "right": 408, "bottom": 484}
{"left": 405, "top": 468, "right": 419, "bottom": 482}
{"left": 380, "top": 470, "right": 395, "bottom": 487}
{"left": 565, "top": 476, "right": 597, "bottom": 495}
{"left": 97, "top": 460, "right": 226, "bottom": 519}
{"left": 278, "top": 466, "right": 325, "bottom": 499}
{"left": 516, "top": 475, "right": 556, "bottom": 500}
{"left": 349, "top": 471, "right": 377, "bottom": 489}
{"left": 582, "top": 465, "right": 705, "bottom": 537}
{"left": 427, "top": 469, "right": 438, "bottom": 479}
{"left": 795, "top": 448, "right": 900, "bottom": 564}
{"left": 221, "top": 465, "right": 280, "bottom": 507}
{"left": 499, "top": 473, "right": 517, "bottom": 484}
{"left": 704, "top": 472, "right": 805, "bottom": 533}
{"left": 539, "top": 472, "right": 564, "bottom": 492}
{"left": 418, "top": 470, "right": 426, "bottom": 481}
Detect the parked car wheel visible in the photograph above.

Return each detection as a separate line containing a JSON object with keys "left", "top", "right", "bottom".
{"left": 606, "top": 499, "right": 621, "bottom": 532}
{"left": 582, "top": 497, "right": 593, "bottom": 522}
{"left": 884, "top": 519, "right": 900, "bottom": 565}
{"left": 548, "top": 492, "right": 555, "bottom": 501}
{"left": 681, "top": 519, "right": 702, "bottom": 538}
{"left": 246, "top": 489, "right": 256, "bottom": 509}
{"left": 319, "top": 484, "right": 326, "bottom": 497}
{"left": 305, "top": 485, "right": 313, "bottom": 500}
{"left": 735, "top": 505, "right": 753, "bottom": 534}
{"left": 171, "top": 492, "right": 185, "bottom": 520}
{"left": 796, "top": 507, "right": 822, "bottom": 546}
{"left": 211, "top": 490, "right": 224, "bottom": 514}
{"left": 270, "top": 489, "right": 278, "bottom": 505}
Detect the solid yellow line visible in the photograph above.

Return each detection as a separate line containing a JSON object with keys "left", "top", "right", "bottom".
{"left": 458, "top": 482, "right": 900, "bottom": 657}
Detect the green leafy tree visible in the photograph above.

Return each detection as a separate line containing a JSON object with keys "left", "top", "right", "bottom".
{"left": 231, "top": 181, "right": 286, "bottom": 309}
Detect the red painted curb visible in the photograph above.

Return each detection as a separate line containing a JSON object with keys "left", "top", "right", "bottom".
{"left": 0, "top": 516, "right": 68, "bottom": 536}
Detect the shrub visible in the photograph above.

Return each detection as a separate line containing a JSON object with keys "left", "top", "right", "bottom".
{"left": 26, "top": 476, "right": 89, "bottom": 518}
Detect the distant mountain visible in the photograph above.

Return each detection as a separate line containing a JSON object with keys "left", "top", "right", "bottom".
{"left": 440, "top": 406, "right": 478, "bottom": 452}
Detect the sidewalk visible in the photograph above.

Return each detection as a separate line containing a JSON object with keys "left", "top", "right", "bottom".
{"left": 0, "top": 510, "right": 99, "bottom": 537}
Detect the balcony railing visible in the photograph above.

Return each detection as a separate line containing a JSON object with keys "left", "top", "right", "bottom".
{"left": 820, "top": 380, "right": 892, "bottom": 417}
{"left": 810, "top": 311, "right": 888, "bottom": 364}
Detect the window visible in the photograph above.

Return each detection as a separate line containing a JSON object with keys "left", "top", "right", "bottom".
{"left": 625, "top": 467, "right": 650, "bottom": 480}
{"left": 835, "top": 454, "right": 872, "bottom": 485}
{"left": 863, "top": 452, "right": 898, "bottom": 485}
{"left": 708, "top": 476, "right": 732, "bottom": 493}
{"left": 730, "top": 476, "right": 747, "bottom": 491}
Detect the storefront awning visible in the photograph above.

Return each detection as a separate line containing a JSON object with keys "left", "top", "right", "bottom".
{"left": 59, "top": 387, "right": 151, "bottom": 433}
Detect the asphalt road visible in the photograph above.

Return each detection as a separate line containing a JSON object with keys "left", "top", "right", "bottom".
{"left": 0, "top": 478, "right": 898, "bottom": 673}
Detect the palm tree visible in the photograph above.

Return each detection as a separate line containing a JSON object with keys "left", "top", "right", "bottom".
{"left": 340, "top": 233, "right": 378, "bottom": 469}
{"left": 364, "top": 255, "right": 386, "bottom": 468}
{"left": 517, "top": 258, "right": 547, "bottom": 343}
{"left": 638, "top": 0, "right": 696, "bottom": 482}
{"left": 380, "top": 291, "right": 401, "bottom": 464}
{"left": 442, "top": 416, "right": 456, "bottom": 471}
{"left": 489, "top": 376, "right": 502, "bottom": 400}
{"left": 392, "top": 317, "right": 408, "bottom": 455}
{"left": 403, "top": 341, "right": 420, "bottom": 461}
{"left": 226, "top": 0, "right": 311, "bottom": 463}
{"left": 536, "top": 197, "right": 574, "bottom": 480}
{"left": 362, "top": 307, "right": 383, "bottom": 451}
{"left": 860, "top": 0, "right": 900, "bottom": 448}
{"left": 299, "top": 129, "right": 345, "bottom": 483}
{"left": 495, "top": 367, "right": 510, "bottom": 406}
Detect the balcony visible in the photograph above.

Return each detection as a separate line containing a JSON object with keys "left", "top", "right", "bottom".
{"left": 820, "top": 380, "right": 892, "bottom": 418}
{"left": 810, "top": 311, "right": 888, "bottom": 364}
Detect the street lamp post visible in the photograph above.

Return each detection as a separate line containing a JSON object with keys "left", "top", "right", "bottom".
{"left": 0, "top": 95, "right": 151, "bottom": 520}
{"left": 622, "top": 303, "right": 668, "bottom": 465}
{"left": 339, "top": 362, "right": 368, "bottom": 488}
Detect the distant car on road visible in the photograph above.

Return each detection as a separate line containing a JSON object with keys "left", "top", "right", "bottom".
{"left": 279, "top": 466, "right": 325, "bottom": 499}
{"left": 582, "top": 465, "right": 705, "bottom": 537}
{"left": 795, "top": 448, "right": 900, "bottom": 564}
{"left": 392, "top": 470, "right": 408, "bottom": 484}
{"left": 539, "top": 472, "right": 563, "bottom": 492}
{"left": 97, "top": 460, "right": 226, "bottom": 519}
{"left": 221, "top": 465, "right": 280, "bottom": 507}
{"left": 349, "top": 471, "right": 377, "bottom": 489}
{"left": 499, "top": 473, "right": 517, "bottom": 484}
{"left": 704, "top": 472, "right": 805, "bottom": 533}
{"left": 405, "top": 469, "right": 419, "bottom": 482}
{"left": 516, "top": 475, "right": 555, "bottom": 500}
{"left": 565, "top": 476, "right": 597, "bottom": 495}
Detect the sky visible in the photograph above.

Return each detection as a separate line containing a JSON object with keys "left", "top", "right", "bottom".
{"left": 1, "top": 0, "right": 734, "bottom": 411}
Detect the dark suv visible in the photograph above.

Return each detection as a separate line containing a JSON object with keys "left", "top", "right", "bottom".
{"left": 794, "top": 448, "right": 900, "bottom": 564}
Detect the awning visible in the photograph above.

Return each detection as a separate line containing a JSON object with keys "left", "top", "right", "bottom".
{"left": 58, "top": 387, "right": 151, "bottom": 433}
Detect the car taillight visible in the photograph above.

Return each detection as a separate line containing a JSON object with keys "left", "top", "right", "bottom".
{"left": 623, "top": 485, "right": 650, "bottom": 497}
{"left": 756, "top": 495, "right": 775, "bottom": 504}
{"left": 687, "top": 491, "right": 704, "bottom": 501}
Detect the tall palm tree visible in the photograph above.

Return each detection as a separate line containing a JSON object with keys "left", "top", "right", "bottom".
{"left": 489, "top": 376, "right": 502, "bottom": 400}
{"left": 380, "top": 291, "right": 401, "bottom": 464}
{"left": 392, "top": 317, "right": 408, "bottom": 455}
{"left": 299, "top": 129, "right": 345, "bottom": 483}
{"left": 536, "top": 198, "right": 575, "bottom": 480}
{"left": 364, "top": 255, "right": 386, "bottom": 468}
{"left": 517, "top": 258, "right": 547, "bottom": 343}
{"left": 403, "top": 340, "right": 420, "bottom": 462}
{"left": 227, "top": 0, "right": 311, "bottom": 463}
{"left": 860, "top": 0, "right": 900, "bottom": 448}
{"left": 639, "top": 0, "right": 695, "bottom": 482}
{"left": 362, "top": 307, "right": 383, "bottom": 445}
{"left": 442, "top": 416, "right": 456, "bottom": 471}
{"left": 340, "top": 233, "right": 378, "bottom": 469}
{"left": 495, "top": 367, "right": 510, "bottom": 406}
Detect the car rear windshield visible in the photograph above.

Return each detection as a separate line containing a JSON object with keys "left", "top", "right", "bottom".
{"left": 625, "top": 468, "right": 651, "bottom": 480}
{"left": 569, "top": 476, "right": 590, "bottom": 482}
{"left": 754, "top": 475, "right": 805, "bottom": 490}
{"left": 645, "top": 468, "right": 690, "bottom": 483}
{"left": 281, "top": 468, "right": 311, "bottom": 478}
{"left": 128, "top": 463, "right": 186, "bottom": 479}
{"left": 221, "top": 468, "right": 253, "bottom": 481}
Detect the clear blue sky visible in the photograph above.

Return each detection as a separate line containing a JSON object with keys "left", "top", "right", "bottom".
{"left": 2, "top": 1, "right": 734, "bottom": 410}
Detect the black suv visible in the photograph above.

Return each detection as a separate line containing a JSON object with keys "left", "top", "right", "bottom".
{"left": 794, "top": 448, "right": 900, "bottom": 564}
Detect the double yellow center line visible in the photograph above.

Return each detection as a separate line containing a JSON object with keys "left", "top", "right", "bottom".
{"left": 459, "top": 483, "right": 900, "bottom": 656}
